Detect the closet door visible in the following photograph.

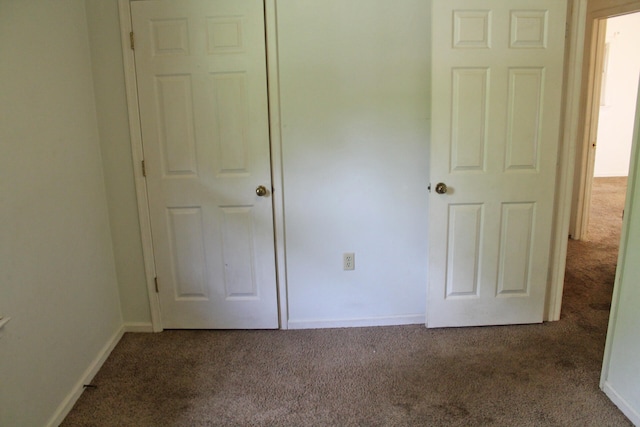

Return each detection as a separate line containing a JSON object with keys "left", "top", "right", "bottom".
{"left": 132, "top": 0, "right": 278, "bottom": 329}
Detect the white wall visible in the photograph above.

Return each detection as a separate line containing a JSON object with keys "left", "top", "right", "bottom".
{"left": 594, "top": 12, "right": 640, "bottom": 177}
{"left": 276, "top": 0, "right": 431, "bottom": 327}
{"left": 85, "top": 0, "right": 151, "bottom": 326}
{"left": 0, "top": 2, "right": 123, "bottom": 425}
{"left": 601, "top": 80, "right": 640, "bottom": 426}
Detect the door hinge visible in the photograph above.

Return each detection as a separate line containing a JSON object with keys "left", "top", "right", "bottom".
{"left": 154, "top": 277, "right": 159, "bottom": 293}
{"left": 141, "top": 160, "right": 146, "bottom": 177}
{"left": 130, "top": 31, "right": 135, "bottom": 50}
{"left": 428, "top": 183, "right": 432, "bottom": 193}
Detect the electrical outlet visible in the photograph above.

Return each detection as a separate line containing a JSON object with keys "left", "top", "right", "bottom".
{"left": 343, "top": 253, "right": 355, "bottom": 270}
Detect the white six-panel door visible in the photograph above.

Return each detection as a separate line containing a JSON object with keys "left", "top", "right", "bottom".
{"left": 131, "top": 0, "right": 278, "bottom": 329}
{"left": 428, "top": 0, "right": 567, "bottom": 327}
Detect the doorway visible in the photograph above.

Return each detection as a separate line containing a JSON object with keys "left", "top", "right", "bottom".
{"left": 585, "top": 12, "right": 640, "bottom": 240}
{"left": 563, "top": 7, "right": 640, "bottom": 318}
{"left": 565, "top": 11, "right": 640, "bottom": 308}
{"left": 571, "top": 7, "right": 640, "bottom": 242}
{"left": 564, "top": 10, "right": 640, "bottom": 307}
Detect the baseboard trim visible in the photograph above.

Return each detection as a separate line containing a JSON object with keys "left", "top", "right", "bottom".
{"left": 601, "top": 381, "right": 640, "bottom": 426}
{"left": 46, "top": 325, "right": 125, "bottom": 427}
{"left": 287, "top": 314, "right": 425, "bottom": 330}
{"left": 124, "top": 322, "right": 154, "bottom": 333}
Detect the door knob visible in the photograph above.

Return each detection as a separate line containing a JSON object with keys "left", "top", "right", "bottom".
{"left": 256, "top": 185, "right": 268, "bottom": 197}
{"left": 435, "top": 182, "right": 448, "bottom": 194}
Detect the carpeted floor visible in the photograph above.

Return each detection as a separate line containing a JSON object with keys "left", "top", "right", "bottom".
{"left": 62, "top": 177, "right": 632, "bottom": 427}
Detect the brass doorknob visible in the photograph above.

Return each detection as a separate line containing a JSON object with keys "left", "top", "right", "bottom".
{"left": 435, "top": 182, "right": 448, "bottom": 194}
{"left": 256, "top": 185, "right": 268, "bottom": 197}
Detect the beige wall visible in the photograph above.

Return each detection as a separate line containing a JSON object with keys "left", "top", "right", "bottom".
{"left": 0, "top": 1, "right": 123, "bottom": 425}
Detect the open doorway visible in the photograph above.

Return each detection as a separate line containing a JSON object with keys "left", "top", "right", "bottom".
{"left": 588, "top": 12, "right": 640, "bottom": 241}
{"left": 578, "top": 10, "right": 640, "bottom": 275}
{"left": 572, "top": 11, "right": 640, "bottom": 241}
{"left": 562, "top": 10, "right": 640, "bottom": 331}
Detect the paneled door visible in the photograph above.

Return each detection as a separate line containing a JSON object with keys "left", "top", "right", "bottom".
{"left": 131, "top": 0, "right": 278, "bottom": 329}
{"left": 428, "top": 0, "right": 567, "bottom": 327}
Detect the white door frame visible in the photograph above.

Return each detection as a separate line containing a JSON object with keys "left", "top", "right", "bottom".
{"left": 569, "top": 17, "right": 607, "bottom": 241}
{"left": 264, "top": 0, "right": 289, "bottom": 330}
{"left": 545, "top": 0, "right": 588, "bottom": 321}
{"left": 117, "top": 0, "right": 289, "bottom": 331}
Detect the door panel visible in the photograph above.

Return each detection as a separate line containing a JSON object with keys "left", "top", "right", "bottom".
{"left": 428, "top": 0, "right": 567, "bottom": 327}
{"left": 132, "top": 0, "right": 278, "bottom": 329}
{"left": 506, "top": 68, "right": 545, "bottom": 170}
{"left": 451, "top": 68, "right": 489, "bottom": 172}
{"left": 446, "top": 204, "right": 483, "bottom": 298}
{"left": 497, "top": 202, "right": 535, "bottom": 295}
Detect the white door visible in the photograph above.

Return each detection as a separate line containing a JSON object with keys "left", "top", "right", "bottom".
{"left": 131, "top": 0, "right": 278, "bottom": 329}
{"left": 428, "top": 0, "right": 567, "bottom": 327}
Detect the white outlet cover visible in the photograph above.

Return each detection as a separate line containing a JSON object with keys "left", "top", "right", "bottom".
{"left": 343, "top": 253, "right": 355, "bottom": 270}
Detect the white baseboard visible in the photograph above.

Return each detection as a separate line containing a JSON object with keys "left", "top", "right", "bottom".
{"left": 594, "top": 174, "right": 629, "bottom": 178}
{"left": 46, "top": 325, "right": 125, "bottom": 427}
{"left": 287, "top": 314, "right": 425, "bottom": 330}
{"left": 602, "top": 381, "right": 640, "bottom": 426}
{"left": 124, "top": 322, "right": 154, "bottom": 333}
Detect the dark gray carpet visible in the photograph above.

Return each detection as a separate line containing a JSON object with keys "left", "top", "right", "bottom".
{"left": 61, "top": 177, "right": 632, "bottom": 427}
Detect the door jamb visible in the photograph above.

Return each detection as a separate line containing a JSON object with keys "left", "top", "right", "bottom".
{"left": 265, "top": 0, "right": 289, "bottom": 329}
{"left": 117, "top": 0, "right": 289, "bottom": 331}
{"left": 571, "top": 18, "right": 608, "bottom": 241}
{"left": 118, "top": 0, "right": 162, "bottom": 332}
{"left": 546, "top": 0, "right": 588, "bottom": 321}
